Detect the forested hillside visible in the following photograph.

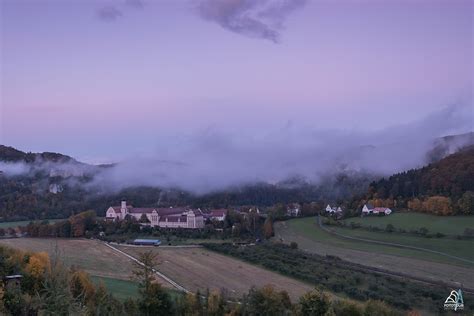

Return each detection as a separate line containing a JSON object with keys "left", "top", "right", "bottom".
{"left": 355, "top": 146, "right": 474, "bottom": 215}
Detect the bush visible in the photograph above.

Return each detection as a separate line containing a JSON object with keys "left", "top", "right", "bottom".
{"left": 290, "top": 242, "right": 298, "bottom": 249}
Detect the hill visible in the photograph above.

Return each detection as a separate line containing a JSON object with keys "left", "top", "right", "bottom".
{"left": 355, "top": 145, "right": 474, "bottom": 215}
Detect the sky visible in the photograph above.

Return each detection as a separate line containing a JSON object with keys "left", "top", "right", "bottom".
{"left": 1, "top": 0, "right": 473, "bottom": 164}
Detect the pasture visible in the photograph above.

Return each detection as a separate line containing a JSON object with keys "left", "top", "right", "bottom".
{"left": 342, "top": 213, "right": 474, "bottom": 236}
{"left": 90, "top": 276, "right": 139, "bottom": 300}
{"left": 117, "top": 245, "right": 314, "bottom": 300}
{"left": 274, "top": 218, "right": 474, "bottom": 288}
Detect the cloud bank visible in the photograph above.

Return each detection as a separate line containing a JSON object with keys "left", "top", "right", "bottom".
{"left": 1, "top": 105, "right": 472, "bottom": 195}
{"left": 90, "top": 104, "right": 473, "bottom": 193}
{"left": 197, "top": 0, "right": 307, "bottom": 43}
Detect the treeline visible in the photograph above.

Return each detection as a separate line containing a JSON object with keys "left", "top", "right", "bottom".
{"left": 203, "top": 243, "right": 474, "bottom": 313}
{"left": 18, "top": 211, "right": 98, "bottom": 238}
{"left": 350, "top": 146, "right": 474, "bottom": 215}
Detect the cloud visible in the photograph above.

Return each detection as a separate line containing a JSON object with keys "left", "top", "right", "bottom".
{"left": 97, "top": 6, "right": 123, "bottom": 21}
{"left": 89, "top": 103, "right": 473, "bottom": 194}
{"left": 197, "top": 0, "right": 307, "bottom": 43}
{"left": 3, "top": 104, "right": 471, "bottom": 195}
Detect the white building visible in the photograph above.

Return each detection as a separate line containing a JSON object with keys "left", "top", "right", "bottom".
{"left": 208, "top": 209, "right": 227, "bottom": 221}
{"left": 362, "top": 204, "right": 392, "bottom": 215}
{"left": 287, "top": 203, "right": 301, "bottom": 217}
{"left": 106, "top": 201, "right": 205, "bottom": 229}
{"left": 326, "top": 204, "right": 343, "bottom": 214}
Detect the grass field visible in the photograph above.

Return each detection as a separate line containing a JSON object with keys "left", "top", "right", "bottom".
{"left": 90, "top": 276, "right": 139, "bottom": 300}
{"left": 330, "top": 225, "right": 474, "bottom": 261}
{"left": 117, "top": 245, "right": 314, "bottom": 300}
{"left": 342, "top": 213, "right": 474, "bottom": 236}
{"left": 0, "top": 219, "right": 62, "bottom": 229}
{"left": 274, "top": 218, "right": 474, "bottom": 288}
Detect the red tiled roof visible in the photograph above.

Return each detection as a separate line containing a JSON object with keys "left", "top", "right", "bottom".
{"left": 210, "top": 209, "right": 227, "bottom": 217}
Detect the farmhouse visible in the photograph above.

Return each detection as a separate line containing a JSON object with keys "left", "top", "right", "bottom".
{"left": 106, "top": 201, "right": 205, "bottom": 229}
{"left": 287, "top": 203, "right": 301, "bottom": 217}
{"left": 362, "top": 204, "right": 392, "bottom": 215}
{"left": 325, "top": 204, "right": 343, "bottom": 214}
{"left": 207, "top": 209, "right": 227, "bottom": 221}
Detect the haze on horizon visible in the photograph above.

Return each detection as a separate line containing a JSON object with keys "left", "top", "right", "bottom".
{"left": 1, "top": 0, "right": 473, "bottom": 167}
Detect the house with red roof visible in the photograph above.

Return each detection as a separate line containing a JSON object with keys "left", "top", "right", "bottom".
{"left": 362, "top": 204, "right": 392, "bottom": 216}
{"left": 208, "top": 209, "right": 227, "bottom": 221}
{"left": 106, "top": 201, "right": 204, "bottom": 229}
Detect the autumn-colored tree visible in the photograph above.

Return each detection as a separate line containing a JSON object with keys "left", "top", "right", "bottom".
{"left": 69, "top": 270, "right": 96, "bottom": 305}
{"left": 263, "top": 217, "right": 274, "bottom": 239}
{"left": 26, "top": 252, "right": 50, "bottom": 278}
{"left": 207, "top": 290, "right": 225, "bottom": 316}
{"left": 457, "top": 191, "right": 474, "bottom": 215}
{"left": 69, "top": 210, "right": 96, "bottom": 237}
{"left": 407, "top": 198, "right": 422, "bottom": 212}
{"left": 422, "top": 196, "right": 453, "bottom": 215}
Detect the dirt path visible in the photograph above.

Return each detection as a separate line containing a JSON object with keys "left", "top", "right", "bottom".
{"left": 275, "top": 221, "right": 474, "bottom": 289}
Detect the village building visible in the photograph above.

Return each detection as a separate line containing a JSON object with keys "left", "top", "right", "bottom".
{"left": 287, "top": 203, "right": 301, "bottom": 217}
{"left": 106, "top": 201, "right": 205, "bottom": 229}
{"left": 362, "top": 204, "right": 392, "bottom": 215}
{"left": 207, "top": 209, "right": 227, "bottom": 221}
{"left": 325, "top": 204, "right": 343, "bottom": 214}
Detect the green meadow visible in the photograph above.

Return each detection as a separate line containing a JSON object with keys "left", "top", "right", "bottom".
{"left": 342, "top": 212, "right": 474, "bottom": 236}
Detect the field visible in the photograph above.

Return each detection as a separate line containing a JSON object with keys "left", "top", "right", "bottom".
{"left": 0, "top": 238, "right": 314, "bottom": 301}
{"left": 342, "top": 213, "right": 474, "bottom": 236}
{"left": 274, "top": 217, "right": 474, "bottom": 288}
{"left": 91, "top": 276, "right": 139, "bottom": 300}
{"left": 117, "top": 245, "right": 314, "bottom": 300}
{"left": 0, "top": 238, "right": 138, "bottom": 281}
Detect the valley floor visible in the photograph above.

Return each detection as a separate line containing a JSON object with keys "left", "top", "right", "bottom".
{"left": 274, "top": 217, "right": 474, "bottom": 289}
{"left": 0, "top": 238, "right": 314, "bottom": 301}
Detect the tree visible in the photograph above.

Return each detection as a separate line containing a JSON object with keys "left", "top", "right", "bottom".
{"left": 133, "top": 251, "right": 172, "bottom": 316}
{"left": 298, "top": 289, "right": 330, "bottom": 315}
{"left": 139, "top": 213, "right": 150, "bottom": 223}
{"left": 457, "top": 191, "right": 474, "bottom": 215}
{"left": 138, "top": 283, "right": 172, "bottom": 316}
{"left": 263, "top": 217, "right": 274, "bottom": 239}
{"left": 39, "top": 250, "right": 81, "bottom": 315}
{"left": 244, "top": 285, "right": 292, "bottom": 316}
{"left": 363, "top": 300, "right": 397, "bottom": 316}
{"left": 207, "top": 290, "right": 225, "bottom": 316}
{"left": 385, "top": 224, "right": 395, "bottom": 233}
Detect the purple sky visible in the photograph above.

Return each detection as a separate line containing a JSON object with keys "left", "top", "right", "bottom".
{"left": 1, "top": 0, "right": 472, "bottom": 163}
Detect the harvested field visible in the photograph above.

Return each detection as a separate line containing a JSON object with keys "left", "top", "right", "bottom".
{"left": 274, "top": 220, "right": 474, "bottom": 289}
{"left": 117, "top": 245, "right": 314, "bottom": 300}
{"left": 0, "top": 238, "right": 137, "bottom": 281}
